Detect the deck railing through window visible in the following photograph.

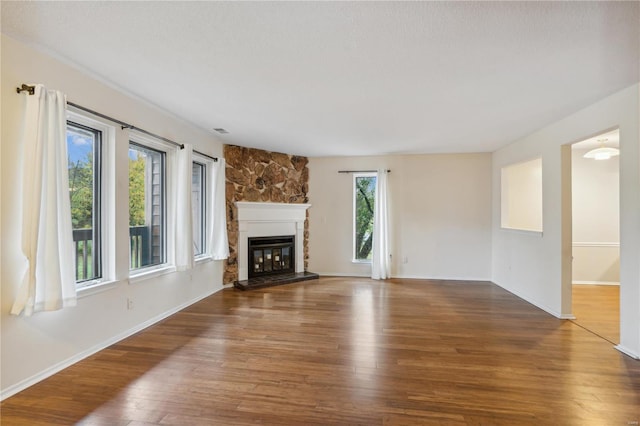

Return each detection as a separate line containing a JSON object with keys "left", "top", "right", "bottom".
{"left": 72, "top": 225, "right": 151, "bottom": 280}
{"left": 72, "top": 228, "right": 94, "bottom": 281}
{"left": 129, "top": 225, "right": 151, "bottom": 269}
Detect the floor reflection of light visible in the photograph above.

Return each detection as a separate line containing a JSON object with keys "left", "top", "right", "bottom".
{"left": 79, "top": 365, "right": 179, "bottom": 423}
{"left": 294, "top": 285, "right": 305, "bottom": 303}
{"left": 351, "top": 286, "right": 378, "bottom": 372}
{"left": 262, "top": 292, "right": 273, "bottom": 309}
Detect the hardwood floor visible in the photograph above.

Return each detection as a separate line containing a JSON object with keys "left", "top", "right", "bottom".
{"left": 2, "top": 277, "right": 639, "bottom": 425}
{"left": 571, "top": 284, "right": 620, "bottom": 344}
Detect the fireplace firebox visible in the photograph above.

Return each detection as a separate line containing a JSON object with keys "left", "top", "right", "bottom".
{"left": 248, "top": 235, "right": 295, "bottom": 278}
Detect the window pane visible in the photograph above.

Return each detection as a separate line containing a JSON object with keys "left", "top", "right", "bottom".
{"left": 354, "top": 175, "right": 376, "bottom": 261}
{"left": 129, "top": 143, "right": 166, "bottom": 269}
{"left": 192, "top": 162, "right": 205, "bottom": 256}
{"left": 67, "top": 122, "right": 101, "bottom": 283}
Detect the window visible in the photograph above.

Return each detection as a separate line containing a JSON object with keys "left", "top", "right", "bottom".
{"left": 353, "top": 173, "right": 377, "bottom": 262}
{"left": 192, "top": 161, "right": 206, "bottom": 256}
{"left": 501, "top": 157, "right": 543, "bottom": 232}
{"left": 67, "top": 121, "right": 102, "bottom": 284}
{"left": 129, "top": 142, "right": 166, "bottom": 270}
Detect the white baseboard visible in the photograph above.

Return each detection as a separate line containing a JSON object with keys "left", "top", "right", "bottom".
{"left": 391, "top": 274, "right": 491, "bottom": 282}
{"left": 314, "top": 272, "right": 370, "bottom": 278}
{"left": 615, "top": 344, "right": 640, "bottom": 360}
{"left": 314, "top": 272, "right": 491, "bottom": 282}
{"left": 0, "top": 287, "right": 223, "bottom": 401}
{"left": 572, "top": 281, "right": 620, "bottom": 286}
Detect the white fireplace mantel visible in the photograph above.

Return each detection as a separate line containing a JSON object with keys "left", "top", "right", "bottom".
{"left": 235, "top": 202, "right": 311, "bottom": 281}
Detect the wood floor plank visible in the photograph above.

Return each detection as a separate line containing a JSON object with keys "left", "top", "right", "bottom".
{"left": 2, "top": 277, "right": 639, "bottom": 425}
{"left": 572, "top": 284, "right": 619, "bottom": 343}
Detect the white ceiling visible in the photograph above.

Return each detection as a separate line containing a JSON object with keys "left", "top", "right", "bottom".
{"left": 572, "top": 129, "right": 620, "bottom": 150}
{"left": 2, "top": 1, "right": 639, "bottom": 157}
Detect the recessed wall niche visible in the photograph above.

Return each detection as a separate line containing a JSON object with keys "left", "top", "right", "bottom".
{"left": 501, "top": 157, "right": 543, "bottom": 232}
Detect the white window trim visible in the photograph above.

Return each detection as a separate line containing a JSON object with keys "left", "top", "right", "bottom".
{"left": 128, "top": 131, "right": 175, "bottom": 277}
{"left": 128, "top": 264, "right": 176, "bottom": 284}
{"left": 66, "top": 109, "right": 116, "bottom": 291}
{"left": 192, "top": 152, "right": 214, "bottom": 261}
{"left": 77, "top": 279, "right": 119, "bottom": 298}
{"left": 352, "top": 172, "right": 377, "bottom": 263}
{"left": 195, "top": 256, "right": 213, "bottom": 265}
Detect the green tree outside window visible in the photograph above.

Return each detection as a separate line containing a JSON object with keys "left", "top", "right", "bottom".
{"left": 355, "top": 175, "right": 376, "bottom": 260}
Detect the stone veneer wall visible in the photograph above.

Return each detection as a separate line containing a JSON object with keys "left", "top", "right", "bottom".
{"left": 224, "top": 144, "right": 310, "bottom": 284}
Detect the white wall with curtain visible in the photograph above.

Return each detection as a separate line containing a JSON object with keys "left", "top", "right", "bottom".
{"left": 10, "top": 83, "right": 77, "bottom": 316}
{"left": 371, "top": 169, "right": 390, "bottom": 279}
{"left": 174, "top": 143, "right": 194, "bottom": 270}
{"left": 308, "top": 154, "right": 492, "bottom": 280}
{"left": 1, "top": 34, "right": 225, "bottom": 398}
{"left": 209, "top": 158, "right": 229, "bottom": 260}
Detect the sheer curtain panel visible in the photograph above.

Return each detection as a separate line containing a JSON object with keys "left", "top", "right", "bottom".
{"left": 209, "top": 158, "right": 229, "bottom": 260}
{"left": 371, "top": 169, "right": 390, "bottom": 279}
{"left": 175, "top": 144, "right": 194, "bottom": 270}
{"left": 11, "top": 84, "right": 77, "bottom": 316}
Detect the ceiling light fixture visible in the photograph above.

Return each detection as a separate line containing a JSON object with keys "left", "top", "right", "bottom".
{"left": 213, "top": 128, "right": 229, "bottom": 134}
{"left": 583, "top": 139, "right": 619, "bottom": 160}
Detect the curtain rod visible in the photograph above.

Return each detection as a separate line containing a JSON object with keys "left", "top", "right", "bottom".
{"left": 17, "top": 84, "right": 218, "bottom": 162}
{"left": 338, "top": 169, "right": 391, "bottom": 174}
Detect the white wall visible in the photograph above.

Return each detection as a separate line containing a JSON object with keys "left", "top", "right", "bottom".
{"left": 491, "top": 84, "right": 640, "bottom": 358}
{"left": 572, "top": 147, "right": 620, "bottom": 284}
{"left": 308, "top": 154, "right": 492, "bottom": 280}
{"left": 1, "top": 35, "right": 225, "bottom": 398}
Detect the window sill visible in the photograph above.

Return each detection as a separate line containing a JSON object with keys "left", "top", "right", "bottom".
{"left": 500, "top": 227, "right": 544, "bottom": 237}
{"left": 195, "top": 255, "right": 213, "bottom": 265}
{"left": 352, "top": 259, "right": 372, "bottom": 264}
{"left": 129, "top": 265, "right": 176, "bottom": 284}
{"left": 77, "top": 280, "right": 119, "bottom": 299}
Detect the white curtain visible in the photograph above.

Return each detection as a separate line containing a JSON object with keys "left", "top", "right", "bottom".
{"left": 174, "top": 143, "right": 194, "bottom": 270}
{"left": 208, "top": 158, "right": 229, "bottom": 260}
{"left": 371, "top": 169, "right": 390, "bottom": 280}
{"left": 11, "top": 84, "right": 77, "bottom": 316}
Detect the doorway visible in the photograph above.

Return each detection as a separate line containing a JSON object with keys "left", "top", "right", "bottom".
{"left": 570, "top": 129, "right": 620, "bottom": 343}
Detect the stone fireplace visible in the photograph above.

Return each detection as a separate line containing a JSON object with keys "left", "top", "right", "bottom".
{"left": 224, "top": 144, "right": 310, "bottom": 285}
{"left": 235, "top": 201, "right": 311, "bottom": 283}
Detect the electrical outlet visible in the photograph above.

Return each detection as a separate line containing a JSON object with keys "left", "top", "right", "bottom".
{"left": 127, "top": 298, "right": 134, "bottom": 310}
{"left": 403, "top": 256, "right": 408, "bottom": 264}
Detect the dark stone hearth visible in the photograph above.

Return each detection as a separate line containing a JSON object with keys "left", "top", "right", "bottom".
{"left": 234, "top": 272, "right": 319, "bottom": 291}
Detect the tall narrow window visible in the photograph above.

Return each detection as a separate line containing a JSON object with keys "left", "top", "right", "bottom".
{"left": 353, "top": 173, "right": 377, "bottom": 262}
{"left": 192, "top": 161, "right": 206, "bottom": 256}
{"left": 67, "top": 121, "right": 102, "bottom": 284}
{"left": 129, "top": 142, "right": 166, "bottom": 270}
